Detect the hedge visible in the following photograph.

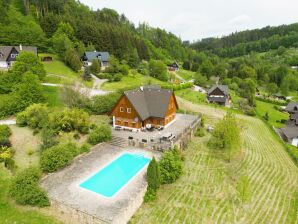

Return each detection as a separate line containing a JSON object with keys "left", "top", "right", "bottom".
{"left": 9, "top": 167, "right": 49, "bottom": 207}
{"left": 40, "top": 143, "right": 79, "bottom": 173}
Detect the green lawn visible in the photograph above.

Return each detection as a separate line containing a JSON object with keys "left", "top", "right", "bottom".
{"left": 101, "top": 73, "right": 166, "bottom": 91}
{"left": 131, "top": 99, "right": 298, "bottom": 224}
{"left": 40, "top": 54, "right": 80, "bottom": 79}
{"left": 0, "top": 166, "right": 59, "bottom": 224}
{"left": 43, "top": 86, "right": 63, "bottom": 107}
{"left": 175, "top": 88, "right": 206, "bottom": 104}
{"left": 255, "top": 100, "right": 289, "bottom": 128}
{"left": 176, "top": 69, "right": 195, "bottom": 81}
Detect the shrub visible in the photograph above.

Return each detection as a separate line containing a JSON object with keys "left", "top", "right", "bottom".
{"left": 144, "top": 187, "right": 157, "bottom": 202}
{"left": 0, "top": 125, "right": 12, "bottom": 147}
{"left": 49, "top": 108, "right": 90, "bottom": 134}
{"left": 9, "top": 167, "right": 49, "bottom": 207}
{"left": 90, "top": 59, "right": 101, "bottom": 74}
{"left": 80, "top": 143, "right": 91, "bottom": 153}
{"left": 40, "top": 128, "right": 58, "bottom": 151}
{"left": 16, "top": 104, "right": 49, "bottom": 129}
{"left": 160, "top": 147, "right": 183, "bottom": 184}
{"left": 40, "top": 143, "right": 79, "bottom": 173}
{"left": 87, "top": 92, "right": 121, "bottom": 114}
{"left": 147, "top": 157, "right": 160, "bottom": 190}
{"left": 194, "top": 128, "right": 205, "bottom": 137}
{"left": 87, "top": 125, "right": 112, "bottom": 145}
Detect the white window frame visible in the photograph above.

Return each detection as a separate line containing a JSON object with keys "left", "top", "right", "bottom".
{"left": 127, "top": 108, "right": 131, "bottom": 113}
{"left": 120, "top": 107, "right": 124, "bottom": 112}
{"left": 11, "top": 54, "right": 18, "bottom": 59}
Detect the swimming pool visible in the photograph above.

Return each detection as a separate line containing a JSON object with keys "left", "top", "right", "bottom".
{"left": 80, "top": 153, "right": 151, "bottom": 198}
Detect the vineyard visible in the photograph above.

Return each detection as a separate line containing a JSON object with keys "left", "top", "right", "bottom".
{"left": 130, "top": 99, "right": 298, "bottom": 224}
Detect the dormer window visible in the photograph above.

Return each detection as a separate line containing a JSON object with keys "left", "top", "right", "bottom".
{"left": 11, "top": 54, "right": 18, "bottom": 58}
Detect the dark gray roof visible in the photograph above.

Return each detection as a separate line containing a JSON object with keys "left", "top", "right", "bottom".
{"left": 281, "top": 126, "right": 298, "bottom": 139}
{"left": 84, "top": 51, "right": 110, "bottom": 62}
{"left": 286, "top": 102, "right": 298, "bottom": 113}
{"left": 208, "top": 85, "right": 229, "bottom": 95}
{"left": 0, "top": 46, "right": 37, "bottom": 61}
{"left": 124, "top": 86, "right": 177, "bottom": 121}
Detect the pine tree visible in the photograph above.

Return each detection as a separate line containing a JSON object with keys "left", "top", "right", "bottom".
{"left": 147, "top": 157, "right": 160, "bottom": 191}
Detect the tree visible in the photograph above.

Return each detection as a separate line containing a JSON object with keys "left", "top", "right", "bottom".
{"left": 127, "top": 49, "right": 140, "bottom": 68}
{"left": 199, "top": 60, "right": 214, "bottom": 78}
{"left": 239, "top": 65, "right": 257, "bottom": 79}
{"left": 266, "top": 83, "right": 278, "bottom": 96}
{"left": 147, "top": 157, "right": 161, "bottom": 191}
{"left": 194, "top": 72, "right": 207, "bottom": 87}
{"left": 149, "top": 60, "right": 168, "bottom": 81}
{"left": 210, "top": 111, "right": 240, "bottom": 162}
{"left": 264, "top": 111, "right": 269, "bottom": 121}
{"left": 90, "top": 59, "right": 101, "bottom": 75}
{"left": 12, "top": 52, "right": 46, "bottom": 80}
{"left": 64, "top": 48, "right": 82, "bottom": 72}
{"left": 82, "top": 66, "right": 92, "bottom": 81}
{"left": 182, "top": 60, "right": 191, "bottom": 70}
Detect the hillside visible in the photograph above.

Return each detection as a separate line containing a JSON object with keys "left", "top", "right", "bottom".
{"left": 190, "top": 23, "right": 298, "bottom": 57}
{"left": 0, "top": 0, "right": 188, "bottom": 61}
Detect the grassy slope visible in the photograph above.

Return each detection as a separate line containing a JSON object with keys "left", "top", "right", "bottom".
{"left": 176, "top": 69, "right": 195, "bottom": 81}
{"left": 101, "top": 73, "right": 166, "bottom": 91}
{"left": 131, "top": 98, "right": 298, "bottom": 224}
{"left": 43, "top": 86, "right": 63, "bottom": 108}
{"left": 255, "top": 100, "right": 288, "bottom": 128}
{"left": 175, "top": 88, "right": 206, "bottom": 104}
{"left": 0, "top": 166, "right": 59, "bottom": 224}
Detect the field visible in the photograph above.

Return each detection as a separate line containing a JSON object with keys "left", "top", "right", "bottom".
{"left": 176, "top": 69, "right": 195, "bottom": 81}
{"left": 101, "top": 73, "right": 166, "bottom": 91}
{"left": 175, "top": 88, "right": 206, "bottom": 104}
{"left": 131, "top": 98, "right": 298, "bottom": 224}
{"left": 0, "top": 166, "right": 59, "bottom": 224}
{"left": 255, "top": 100, "right": 289, "bottom": 128}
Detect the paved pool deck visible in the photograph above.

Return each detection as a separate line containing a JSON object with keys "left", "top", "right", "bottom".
{"left": 41, "top": 144, "right": 161, "bottom": 224}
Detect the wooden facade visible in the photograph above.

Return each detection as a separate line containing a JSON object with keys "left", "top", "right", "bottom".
{"left": 110, "top": 92, "right": 178, "bottom": 129}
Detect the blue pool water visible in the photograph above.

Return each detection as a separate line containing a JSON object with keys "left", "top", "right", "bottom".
{"left": 80, "top": 153, "right": 151, "bottom": 198}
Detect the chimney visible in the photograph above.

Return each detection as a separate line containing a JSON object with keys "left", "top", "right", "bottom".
{"left": 19, "top": 44, "right": 22, "bottom": 51}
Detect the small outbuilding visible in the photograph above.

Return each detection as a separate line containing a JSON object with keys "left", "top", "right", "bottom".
{"left": 207, "top": 85, "right": 230, "bottom": 106}
{"left": 168, "top": 62, "right": 179, "bottom": 72}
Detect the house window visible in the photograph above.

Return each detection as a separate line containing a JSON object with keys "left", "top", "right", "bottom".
{"left": 120, "top": 107, "right": 124, "bottom": 112}
{"left": 127, "top": 108, "right": 131, "bottom": 113}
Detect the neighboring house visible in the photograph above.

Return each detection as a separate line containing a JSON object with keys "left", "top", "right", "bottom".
{"left": 280, "top": 102, "right": 298, "bottom": 147}
{"left": 207, "top": 85, "right": 230, "bottom": 106}
{"left": 82, "top": 51, "right": 110, "bottom": 70}
{"left": 110, "top": 85, "right": 178, "bottom": 130}
{"left": 0, "top": 45, "right": 37, "bottom": 69}
{"left": 168, "top": 62, "right": 179, "bottom": 71}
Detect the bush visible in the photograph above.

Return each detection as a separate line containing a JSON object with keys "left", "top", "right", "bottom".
{"left": 87, "top": 92, "right": 121, "bottom": 114}
{"left": 49, "top": 108, "right": 90, "bottom": 134}
{"left": 194, "top": 128, "right": 205, "bottom": 137}
{"left": 90, "top": 59, "right": 101, "bottom": 74}
{"left": 0, "top": 125, "right": 12, "bottom": 147}
{"left": 147, "top": 157, "right": 160, "bottom": 190}
{"left": 9, "top": 167, "right": 49, "bottom": 207}
{"left": 159, "top": 147, "right": 183, "bottom": 184}
{"left": 80, "top": 143, "right": 91, "bottom": 153}
{"left": 144, "top": 187, "right": 157, "bottom": 202}
{"left": 40, "top": 143, "right": 79, "bottom": 173}
{"left": 40, "top": 128, "right": 58, "bottom": 151}
{"left": 87, "top": 125, "right": 112, "bottom": 145}
{"left": 16, "top": 104, "right": 49, "bottom": 129}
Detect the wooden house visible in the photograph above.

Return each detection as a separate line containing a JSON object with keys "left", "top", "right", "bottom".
{"left": 0, "top": 45, "right": 37, "bottom": 69}
{"left": 280, "top": 102, "right": 298, "bottom": 147}
{"left": 110, "top": 86, "right": 178, "bottom": 130}
{"left": 207, "top": 85, "right": 230, "bottom": 106}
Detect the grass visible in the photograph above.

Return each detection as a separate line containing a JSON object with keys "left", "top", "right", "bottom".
{"left": 175, "top": 88, "right": 206, "bottom": 104}
{"left": 131, "top": 98, "right": 298, "bottom": 224}
{"left": 40, "top": 54, "right": 80, "bottom": 79}
{"left": 101, "top": 73, "right": 166, "bottom": 91}
{"left": 176, "top": 69, "right": 195, "bottom": 81}
{"left": 10, "top": 125, "right": 40, "bottom": 168}
{"left": 43, "top": 86, "right": 63, "bottom": 107}
{"left": 0, "top": 166, "right": 59, "bottom": 224}
{"left": 255, "top": 100, "right": 288, "bottom": 128}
